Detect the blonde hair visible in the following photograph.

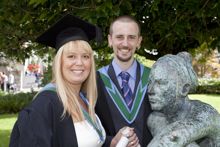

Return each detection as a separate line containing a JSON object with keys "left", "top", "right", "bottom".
{"left": 52, "top": 40, "right": 97, "bottom": 122}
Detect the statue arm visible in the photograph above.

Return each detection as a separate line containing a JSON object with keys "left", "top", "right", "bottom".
{"left": 147, "top": 116, "right": 215, "bottom": 147}
{"left": 147, "top": 112, "right": 168, "bottom": 136}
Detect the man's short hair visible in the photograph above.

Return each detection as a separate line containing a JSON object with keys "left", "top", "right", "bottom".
{"left": 109, "top": 15, "right": 141, "bottom": 36}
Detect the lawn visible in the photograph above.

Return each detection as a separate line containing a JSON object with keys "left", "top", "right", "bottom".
{"left": 189, "top": 94, "right": 220, "bottom": 112}
{"left": 0, "top": 94, "right": 219, "bottom": 147}
{"left": 0, "top": 114, "right": 17, "bottom": 147}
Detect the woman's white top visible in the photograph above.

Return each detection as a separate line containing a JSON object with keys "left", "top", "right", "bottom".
{"left": 74, "top": 115, "right": 106, "bottom": 147}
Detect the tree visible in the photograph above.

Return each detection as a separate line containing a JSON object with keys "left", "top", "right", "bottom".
{"left": 0, "top": 0, "right": 220, "bottom": 62}
{"left": 139, "top": 0, "right": 220, "bottom": 60}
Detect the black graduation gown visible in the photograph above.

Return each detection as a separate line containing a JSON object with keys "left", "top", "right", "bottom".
{"left": 95, "top": 61, "right": 153, "bottom": 147}
{"left": 9, "top": 90, "right": 78, "bottom": 147}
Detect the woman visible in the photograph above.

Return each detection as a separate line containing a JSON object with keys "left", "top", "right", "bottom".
{"left": 10, "top": 14, "right": 138, "bottom": 147}
{"left": 9, "top": 14, "right": 105, "bottom": 147}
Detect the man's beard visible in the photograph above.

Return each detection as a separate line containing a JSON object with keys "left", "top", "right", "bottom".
{"left": 116, "top": 47, "right": 133, "bottom": 62}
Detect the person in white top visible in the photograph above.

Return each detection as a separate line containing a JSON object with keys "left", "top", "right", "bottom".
{"left": 2, "top": 72, "right": 8, "bottom": 92}
{"left": 8, "top": 73, "right": 15, "bottom": 91}
{"left": 8, "top": 73, "right": 15, "bottom": 84}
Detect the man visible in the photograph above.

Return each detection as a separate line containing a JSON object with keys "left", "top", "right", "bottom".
{"left": 95, "top": 15, "right": 153, "bottom": 147}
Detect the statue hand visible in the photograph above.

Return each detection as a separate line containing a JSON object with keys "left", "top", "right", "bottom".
{"left": 148, "top": 131, "right": 183, "bottom": 147}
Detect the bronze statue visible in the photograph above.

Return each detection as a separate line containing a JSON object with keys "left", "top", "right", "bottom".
{"left": 147, "top": 52, "right": 220, "bottom": 147}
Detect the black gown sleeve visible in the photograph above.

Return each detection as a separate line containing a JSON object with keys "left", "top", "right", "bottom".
{"left": 9, "top": 91, "right": 55, "bottom": 147}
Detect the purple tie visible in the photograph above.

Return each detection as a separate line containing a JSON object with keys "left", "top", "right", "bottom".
{"left": 120, "top": 72, "right": 133, "bottom": 109}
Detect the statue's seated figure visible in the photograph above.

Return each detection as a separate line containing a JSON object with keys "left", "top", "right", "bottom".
{"left": 147, "top": 52, "right": 220, "bottom": 147}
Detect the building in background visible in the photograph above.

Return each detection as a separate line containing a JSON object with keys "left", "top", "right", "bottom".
{"left": 0, "top": 51, "right": 48, "bottom": 92}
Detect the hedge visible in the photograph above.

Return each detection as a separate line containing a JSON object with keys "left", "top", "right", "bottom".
{"left": 0, "top": 79, "right": 219, "bottom": 114}
{"left": 195, "top": 85, "right": 220, "bottom": 94}
{"left": 0, "top": 92, "right": 36, "bottom": 114}
{"left": 195, "top": 78, "right": 220, "bottom": 94}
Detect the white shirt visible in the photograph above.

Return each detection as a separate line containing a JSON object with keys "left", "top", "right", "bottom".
{"left": 112, "top": 59, "right": 137, "bottom": 92}
{"left": 74, "top": 116, "right": 106, "bottom": 147}
{"left": 8, "top": 74, "right": 15, "bottom": 84}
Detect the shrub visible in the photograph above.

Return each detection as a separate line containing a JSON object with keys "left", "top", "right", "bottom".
{"left": 0, "top": 92, "right": 36, "bottom": 114}
{"left": 195, "top": 78, "right": 220, "bottom": 94}
{"left": 196, "top": 85, "right": 220, "bottom": 94}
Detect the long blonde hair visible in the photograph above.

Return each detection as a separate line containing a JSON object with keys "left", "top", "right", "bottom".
{"left": 52, "top": 40, "right": 97, "bottom": 122}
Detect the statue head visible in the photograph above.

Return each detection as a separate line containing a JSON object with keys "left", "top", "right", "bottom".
{"left": 147, "top": 52, "right": 198, "bottom": 111}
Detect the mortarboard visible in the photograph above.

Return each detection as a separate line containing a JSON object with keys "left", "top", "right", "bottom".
{"left": 36, "top": 14, "right": 102, "bottom": 50}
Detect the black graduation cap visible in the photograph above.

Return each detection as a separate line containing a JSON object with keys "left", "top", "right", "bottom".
{"left": 36, "top": 14, "right": 102, "bottom": 50}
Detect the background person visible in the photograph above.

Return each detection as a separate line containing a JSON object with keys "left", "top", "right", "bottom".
{"left": 34, "top": 70, "right": 41, "bottom": 87}
{"left": 95, "top": 15, "right": 153, "bottom": 147}
{"left": 2, "top": 72, "right": 8, "bottom": 92}
{"left": 7, "top": 72, "right": 15, "bottom": 92}
{"left": 0, "top": 71, "right": 3, "bottom": 91}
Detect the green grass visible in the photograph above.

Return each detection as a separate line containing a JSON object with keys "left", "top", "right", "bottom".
{"left": 0, "top": 114, "right": 17, "bottom": 147}
{"left": 0, "top": 94, "right": 219, "bottom": 147}
{"left": 189, "top": 94, "right": 220, "bottom": 112}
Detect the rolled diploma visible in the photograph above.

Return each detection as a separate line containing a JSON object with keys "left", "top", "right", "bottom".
{"left": 116, "top": 127, "right": 130, "bottom": 147}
